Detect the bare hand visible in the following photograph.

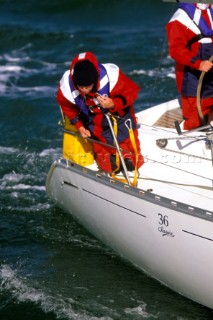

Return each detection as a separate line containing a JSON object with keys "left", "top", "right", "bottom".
{"left": 96, "top": 95, "right": 114, "bottom": 109}
{"left": 199, "top": 60, "right": 213, "bottom": 72}
{"left": 78, "top": 126, "right": 91, "bottom": 138}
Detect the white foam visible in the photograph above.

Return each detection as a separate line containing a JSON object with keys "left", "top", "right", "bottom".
{"left": 0, "top": 264, "right": 113, "bottom": 320}
{"left": 5, "top": 184, "right": 45, "bottom": 191}
{"left": 0, "top": 264, "right": 48, "bottom": 304}
{"left": 130, "top": 67, "right": 175, "bottom": 79}
{"left": 0, "top": 202, "right": 52, "bottom": 212}
{"left": 17, "top": 85, "right": 54, "bottom": 93}
{"left": 130, "top": 68, "right": 162, "bottom": 77}
{"left": 2, "top": 52, "right": 31, "bottom": 62}
{"left": 0, "top": 65, "right": 22, "bottom": 73}
{"left": 0, "top": 53, "right": 58, "bottom": 96}
{"left": 125, "top": 303, "right": 157, "bottom": 318}
{"left": 0, "top": 83, "right": 7, "bottom": 92}
{"left": 39, "top": 148, "right": 61, "bottom": 157}
{"left": 131, "top": 69, "right": 147, "bottom": 75}
{"left": 1, "top": 172, "right": 32, "bottom": 183}
{"left": 0, "top": 146, "right": 19, "bottom": 154}
{"left": 167, "top": 73, "right": 176, "bottom": 79}
{"left": 0, "top": 170, "right": 46, "bottom": 192}
{"left": 0, "top": 84, "right": 55, "bottom": 99}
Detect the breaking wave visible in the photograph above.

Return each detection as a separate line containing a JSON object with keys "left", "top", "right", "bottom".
{"left": 0, "top": 264, "right": 114, "bottom": 320}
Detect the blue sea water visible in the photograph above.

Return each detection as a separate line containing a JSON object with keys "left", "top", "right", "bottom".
{"left": 0, "top": 0, "right": 213, "bottom": 319}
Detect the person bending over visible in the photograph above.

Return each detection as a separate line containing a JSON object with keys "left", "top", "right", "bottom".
{"left": 57, "top": 51, "right": 144, "bottom": 173}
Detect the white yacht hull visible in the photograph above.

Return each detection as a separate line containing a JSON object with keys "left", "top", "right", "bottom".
{"left": 46, "top": 99, "right": 213, "bottom": 309}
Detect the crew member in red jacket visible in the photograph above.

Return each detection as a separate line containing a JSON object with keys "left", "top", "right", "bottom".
{"left": 57, "top": 52, "right": 144, "bottom": 173}
{"left": 166, "top": 3, "right": 213, "bottom": 130}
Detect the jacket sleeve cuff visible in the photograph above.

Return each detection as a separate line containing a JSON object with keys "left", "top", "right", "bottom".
{"left": 189, "top": 58, "right": 201, "bottom": 70}
{"left": 74, "top": 121, "right": 83, "bottom": 130}
{"left": 109, "top": 97, "right": 125, "bottom": 113}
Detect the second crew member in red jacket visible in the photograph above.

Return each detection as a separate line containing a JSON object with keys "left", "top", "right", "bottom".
{"left": 166, "top": 3, "right": 213, "bottom": 130}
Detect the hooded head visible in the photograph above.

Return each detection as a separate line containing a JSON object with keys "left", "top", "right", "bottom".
{"left": 72, "top": 60, "right": 98, "bottom": 87}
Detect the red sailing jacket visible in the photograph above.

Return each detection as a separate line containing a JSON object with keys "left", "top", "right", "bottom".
{"left": 57, "top": 52, "right": 140, "bottom": 146}
{"left": 166, "top": 3, "right": 213, "bottom": 97}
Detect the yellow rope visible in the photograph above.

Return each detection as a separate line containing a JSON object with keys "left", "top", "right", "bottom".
{"left": 111, "top": 116, "right": 120, "bottom": 173}
{"left": 128, "top": 125, "right": 138, "bottom": 187}
{"left": 110, "top": 117, "right": 139, "bottom": 187}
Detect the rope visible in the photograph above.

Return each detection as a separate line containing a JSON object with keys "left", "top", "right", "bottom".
{"left": 110, "top": 117, "right": 139, "bottom": 187}
{"left": 161, "top": 147, "right": 211, "bottom": 162}
{"left": 111, "top": 115, "right": 120, "bottom": 173}
{"left": 125, "top": 120, "right": 139, "bottom": 187}
{"left": 143, "top": 155, "right": 212, "bottom": 182}
{"left": 196, "top": 54, "right": 213, "bottom": 126}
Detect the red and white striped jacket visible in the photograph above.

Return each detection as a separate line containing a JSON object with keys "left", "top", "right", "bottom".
{"left": 166, "top": 3, "right": 213, "bottom": 97}
{"left": 57, "top": 51, "right": 140, "bottom": 145}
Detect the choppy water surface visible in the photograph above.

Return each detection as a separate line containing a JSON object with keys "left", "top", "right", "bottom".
{"left": 1, "top": 0, "right": 213, "bottom": 319}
